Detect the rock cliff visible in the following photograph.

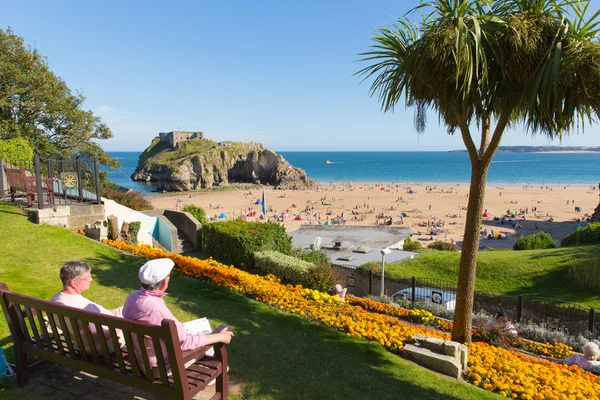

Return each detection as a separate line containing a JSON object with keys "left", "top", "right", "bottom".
{"left": 131, "top": 138, "right": 316, "bottom": 191}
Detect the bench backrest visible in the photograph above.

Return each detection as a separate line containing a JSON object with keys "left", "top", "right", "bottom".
{"left": 3, "top": 167, "right": 29, "bottom": 192}
{"left": 0, "top": 283, "right": 190, "bottom": 398}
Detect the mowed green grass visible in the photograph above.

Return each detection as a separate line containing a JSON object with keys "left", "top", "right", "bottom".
{"left": 0, "top": 203, "right": 499, "bottom": 400}
{"left": 383, "top": 246, "right": 600, "bottom": 308}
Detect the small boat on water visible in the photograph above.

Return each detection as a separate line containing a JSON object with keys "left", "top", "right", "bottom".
{"left": 325, "top": 160, "right": 332, "bottom": 164}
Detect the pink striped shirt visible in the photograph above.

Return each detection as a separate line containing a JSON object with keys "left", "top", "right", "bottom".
{"left": 123, "top": 288, "right": 207, "bottom": 366}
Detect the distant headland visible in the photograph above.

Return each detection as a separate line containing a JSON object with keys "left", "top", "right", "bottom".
{"left": 131, "top": 131, "right": 316, "bottom": 191}
{"left": 448, "top": 146, "right": 600, "bottom": 153}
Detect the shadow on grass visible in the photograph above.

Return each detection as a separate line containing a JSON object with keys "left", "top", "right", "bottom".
{"left": 83, "top": 253, "right": 486, "bottom": 400}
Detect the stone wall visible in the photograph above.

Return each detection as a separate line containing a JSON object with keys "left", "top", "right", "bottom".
{"left": 31, "top": 204, "right": 105, "bottom": 229}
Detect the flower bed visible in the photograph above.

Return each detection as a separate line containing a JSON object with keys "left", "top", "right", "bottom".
{"left": 348, "top": 296, "right": 575, "bottom": 360}
{"left": 103, "top": 240, "right": 600, "bottom": 399}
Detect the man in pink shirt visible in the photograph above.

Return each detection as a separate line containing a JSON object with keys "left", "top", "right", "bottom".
{"left": 123, "top": 258, "right": 233, "bottom": 374}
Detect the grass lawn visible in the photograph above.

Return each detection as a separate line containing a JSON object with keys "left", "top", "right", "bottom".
{"left": 381, "top": 246, "right": 600, "bottom": 308}
{"left": 0, "top": 202, "right": 499, "bottom": 400}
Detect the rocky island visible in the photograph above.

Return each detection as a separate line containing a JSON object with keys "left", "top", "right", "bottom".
{"left": 131, "top": 131, "right": 316, "bottom": 191}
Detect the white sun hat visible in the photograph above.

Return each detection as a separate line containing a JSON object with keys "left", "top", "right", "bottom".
{"left": 138, "top": 258, "right": 175, "bottom": 285}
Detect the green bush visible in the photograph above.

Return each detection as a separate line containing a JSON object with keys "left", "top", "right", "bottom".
{"left": 127, "top": 221, "right": 141, "bottom": 245}
{"left": 294, "top": 247, "right": 330, "bottom": 264}
{"left": 0, "top": 137, "right": 33, "bottom": 165}
{"left": 254, "top": 250, "right": 335, "bottom": 291}
{"left": 570, "top": 257, "right": 600, "bottom": 290}
{"left": 183, "top": 204, "right": 209, "bottom": 226}
{"left": 254, "top": 250, "right": 313, "bottom": 284}
{"left": 403, "top": 236, "right": 423, "bottom": 252}
{"left": 427, "top": 241, "right": 459, "bottom": 252}
{"left": 513, "top": 231, "right": 556, "bottom": 250}
{"left": 203, "top": 220, "right": 292, "bottom": 270}
{"left": 101, "top": 188, "right": 154, "bottom": 211}
{"left": 561, "top": 223, "right": 600, "bottom": 247}
{"left": 305, "top": 261, "right": 336, "bottom": 292}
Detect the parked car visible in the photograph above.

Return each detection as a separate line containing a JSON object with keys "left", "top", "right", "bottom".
{"left": 392, "top": 286, "right": 456, "bottom": 311}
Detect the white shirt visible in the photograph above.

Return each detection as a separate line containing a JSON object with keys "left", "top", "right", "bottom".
{"left": 51, "top": 292, "right": 115, "bottom": 317}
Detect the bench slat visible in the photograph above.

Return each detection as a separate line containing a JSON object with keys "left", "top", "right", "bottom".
{"left": 34, "top": 309, "right": 52, "bottom": 351}
{"left": 152, "top": 336, "right": 170, "bottom": 385}
{"left": 56, "top": 315, "right": 78, "bottom": 358}
{"left": 66, "top": 314, "right": 88, "bottom": 361}
{"left": 122, "top": 330, "right": 141, "bottom": 378}
{"left": 93, "top": 322, "right": 113, "bottom": 368}
{"left": 44, "top": 312, "right": 66, "bottom": 357}
{"left": 14, "top": 304, "right": 32, "bottom": 345}
{"left": 108, "top": 327, "right": 127, "bottom": 374}
{"left": 134, "top": 333, "right": 153, "bottom": 382}
{"left": 80, "top": 318, "right": 101, "bottom": 364}
{"left": 24, "top": 307, "right": 42, "bottom": 347}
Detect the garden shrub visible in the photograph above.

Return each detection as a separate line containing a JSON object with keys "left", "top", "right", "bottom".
{"left": 305, "top": 261, "right": 336, "bottom": 292}
{"left": 254, "top": 250, "right": 313, "bottom": 285}
{"left": 513, "top": 231, "right": 556, "bottom": 250}
{"left": 561, "top": 222, "right": 600, "bottom": 247}
{"left": 403, "top": 236, "right": 423, "bottom": 252}
{"left": 569, "top": 257, "right": 600, "bottom": 290}
{"left": 127, "top": 221, "right": 141, "bottom": 245}
{"left": 101, "top": 188, "right": 153, "bottom": 211}
{"left": 203, "top": 220, "right": 292, "bottom": 270}
{"left": 183, "top": 204, "right": 209, "bottom": 226}
{"left": 427, "top": 241, "right": 459, "bottom": 251}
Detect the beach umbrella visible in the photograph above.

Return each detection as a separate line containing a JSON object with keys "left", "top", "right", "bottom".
{"left": 218, "top": 212, "right": 227, "bottom": 218}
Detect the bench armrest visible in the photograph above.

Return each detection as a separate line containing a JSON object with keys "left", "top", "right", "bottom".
{"left": 181, "top": 324, "right": 231, "bottom": 363}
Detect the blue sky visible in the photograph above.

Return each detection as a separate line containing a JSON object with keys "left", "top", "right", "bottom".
{"left": 2, "top": 0, "right": 599, "bottom": 152}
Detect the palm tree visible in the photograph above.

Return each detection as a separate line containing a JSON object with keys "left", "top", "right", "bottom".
{"left": 358, "top": 0, "right": 600, "bottom": 343}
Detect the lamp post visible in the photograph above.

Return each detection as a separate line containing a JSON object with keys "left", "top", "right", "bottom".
{"left": 380, "top": 248, "right": 391, "bottom": 297}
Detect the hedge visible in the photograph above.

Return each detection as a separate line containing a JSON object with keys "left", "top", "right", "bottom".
{"left": 561, "top": 222, "right": 600, "bottom": 247}
{"left": 202, "top": 220, "right": 292, "bottom": 270}
{"left": 254, "top": 250, "right": 313, "bottom": 284}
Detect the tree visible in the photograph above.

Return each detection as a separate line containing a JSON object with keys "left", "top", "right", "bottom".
{"left": 0, "top": 28, "right": 119, "bottom": 168}
{"left": 358, "top": 0, "right": 600, "bottom": 343}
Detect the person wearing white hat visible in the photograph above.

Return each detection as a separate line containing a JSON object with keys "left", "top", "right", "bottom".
{"left": 122, "top": 258, "right": 234, "bottom": 372}
{"left": 332, "top": 283, "right": 347, "bottom": 302}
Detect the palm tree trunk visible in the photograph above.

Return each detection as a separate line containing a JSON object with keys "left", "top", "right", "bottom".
{"left": 451, "top": 162, "right": 489, "bottom": 343}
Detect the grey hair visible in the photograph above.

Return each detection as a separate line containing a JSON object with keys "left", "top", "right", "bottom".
{"left": 60, "top": 261, "right": 91, "bottom": 286}
{"left": 583, "top": 342, "right": 600, "bottom": 361}
{"left": 142, "top": 278, "right": 167, "bottom": 291}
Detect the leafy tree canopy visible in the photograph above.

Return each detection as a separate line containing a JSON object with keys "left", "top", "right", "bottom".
{"left": 0, "top": 137, "right": 33, "bottom": 165}
{"left": 0, "top": 28, "right": 119, "bottom": 168}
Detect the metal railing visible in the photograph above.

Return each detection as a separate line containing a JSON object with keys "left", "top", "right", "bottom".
{"left": 0, "top": 154, "right": 102, "bottom": 208}
{"left": 331, "top": 264, "right": 598, "bottom": 337}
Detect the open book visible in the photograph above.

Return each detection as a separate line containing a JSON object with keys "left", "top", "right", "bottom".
{"left": 183, "top": 317, "right": 212, "bottom": 335}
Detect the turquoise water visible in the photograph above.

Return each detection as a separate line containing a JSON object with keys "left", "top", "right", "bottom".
{"left": 105, "top": 151, "right": 600, "bottom": 194}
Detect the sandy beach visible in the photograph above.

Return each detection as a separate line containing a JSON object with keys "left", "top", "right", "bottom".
{"left": 148, "top": 183, "right": 599, "bottom": 250}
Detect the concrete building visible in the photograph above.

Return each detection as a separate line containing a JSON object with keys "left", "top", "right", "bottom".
{"left": 289, "top": 225, "right": 418, "bottom": 268}
{"left": 158, "top": 131, "right": 204, "bottom": 148}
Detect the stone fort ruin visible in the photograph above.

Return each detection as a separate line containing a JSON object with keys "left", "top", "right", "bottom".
{"left": 158, "top": 131, "right": 204, "bottom": 148}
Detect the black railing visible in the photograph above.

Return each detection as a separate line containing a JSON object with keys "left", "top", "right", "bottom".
{"left": 331, "top": 264, "right": 599, "bottom": 337}
{"left": 0, "top": 154, "right": 102, "bottom": 208}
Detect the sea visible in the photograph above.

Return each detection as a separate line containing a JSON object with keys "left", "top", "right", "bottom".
{"left": 105, "top": 151, "right": 600, "bottom": 194}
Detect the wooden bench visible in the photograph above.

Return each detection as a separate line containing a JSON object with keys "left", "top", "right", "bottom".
{"left": 0, "top": 283, "right": 229, "bottom": 399}
{"left": 3, "top": 166, "right": 54, "bottom": 207}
